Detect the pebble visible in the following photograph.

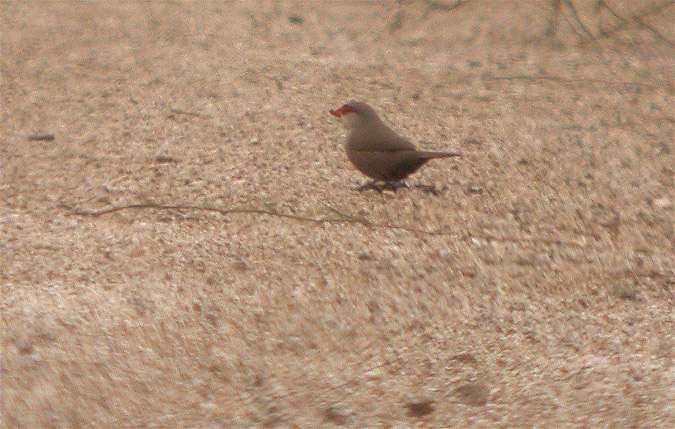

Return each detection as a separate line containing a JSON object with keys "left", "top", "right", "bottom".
{"left": 653, "top": 197, "right": 671, "bottom": 209}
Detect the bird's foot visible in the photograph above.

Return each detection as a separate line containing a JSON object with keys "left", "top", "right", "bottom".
{"left": 354, "top": 180, "right": 410, "bottom": 193}
{"left": 383, "top": 180, "right": 409, "bottom": 192}
{"left": 413, "top": 183, "right": 445, "bottom": 196}
{"left": 355, "top": 180, "right": 382, "bottom": 192}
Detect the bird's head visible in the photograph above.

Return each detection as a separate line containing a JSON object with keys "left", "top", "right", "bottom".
{"left": 329, "top": 100, "right": 380, "bottom": 130}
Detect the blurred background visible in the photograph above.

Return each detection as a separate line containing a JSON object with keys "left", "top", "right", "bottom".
{"left": 2, "top": 1, "right": 673, "bottom": 427}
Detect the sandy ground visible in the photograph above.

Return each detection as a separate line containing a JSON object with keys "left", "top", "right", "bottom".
{"left": 2, "top": 1, "right": 674, "bottom": 427}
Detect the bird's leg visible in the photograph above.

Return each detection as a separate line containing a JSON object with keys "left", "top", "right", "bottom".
{"left": 384, "top": 180, "right": 409, "bottom": 191}
{"left": 355, "top": 180, "right": 382, "bottom": 192}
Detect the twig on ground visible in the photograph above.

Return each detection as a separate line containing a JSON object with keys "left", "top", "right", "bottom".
{"left": 562, "top": 0, "right": 596, "bottom": 41}
{"left": 321, "top": 203, "right": 371, "bottom": 225}
{"left": 169, "top": 108, "right": 212, "bottom": 119}
{"left": 560, "top": 5, "right": 589, "bottom": 41}
{"left": 63, "top": 202, "right": 335, "bottom": 224}
{"left": 484, "top": 74, "right": 670, "bottom": 90}
{"left": 467, "top": 232, "right": 585, "bottom": 248}
{"left": 425, "top": 0, "right": 471, "bottom": 13}
{"left": 27, "top": 133, "right": 55, "bottom": 141}
{"left": 546, "top": 0, "right": 563, "bottom": 37}
{"left": 596, "top": 0, "right": 673, "bottom": 47}
{"left": 62, "top": 201, "right": 588, "bottom": 248}
{"left": 581, "top": 0, "right": 674, "bottom": 46}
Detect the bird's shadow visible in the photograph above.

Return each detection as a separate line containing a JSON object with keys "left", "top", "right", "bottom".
{"left": 354, "top": 181, "right": 446, "bottom": 196}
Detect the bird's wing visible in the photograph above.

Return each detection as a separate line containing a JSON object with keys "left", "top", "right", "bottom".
{"left": 348, "top": 126, "right": 416, "bottom": 152}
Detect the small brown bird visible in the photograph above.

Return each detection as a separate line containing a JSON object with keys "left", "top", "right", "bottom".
{"left": 330, "top": 101, "right": 460, "bottom": 191}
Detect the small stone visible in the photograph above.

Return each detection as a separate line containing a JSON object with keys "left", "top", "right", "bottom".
{"left": 452, "top": 352, "right": 478, "bottom": 365}
{"left": 613, "top": 283, "right": 639, "bottom": 301}
{"left": 155, "top": 155, "right": 179, "bottom": 163}
{"left": 27, "top": 133, "right": 55, "bottom": 141}
{"left": 454, "top": 382, "right": 489, "bottom": 406}
{"left": 288, "top": 15, "right": 304, "bottom": 24}
{"left": 15, "top": 338, "right": 34, "bottom": 355}
{"left": 405, "top": 400, "right": 434, "bottom": 417}
{"left": 232, "top": 261, "right": 249, "bottom": 272}
{"left": 654, "top": 197, "right": 671, "bottom": 209}
{"left": 323, "top": 407, "right": 348, "bottom": 425}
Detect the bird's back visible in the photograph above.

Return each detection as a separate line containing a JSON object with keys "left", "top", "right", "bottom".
{"left": 346, "top": 122, "right": 416, "bottom": 153}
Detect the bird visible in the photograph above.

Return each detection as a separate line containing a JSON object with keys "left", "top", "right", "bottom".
{"left": 330, "top": 100, "right": 460, "bottom": 191}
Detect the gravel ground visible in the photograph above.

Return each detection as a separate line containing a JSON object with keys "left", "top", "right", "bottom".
{"left": 2, "top": 1, "right": 674, "bottom": 427}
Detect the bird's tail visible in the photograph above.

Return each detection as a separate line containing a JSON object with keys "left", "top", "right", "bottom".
{"left": 416, "top": 151, "right": 462, "bottom": 159}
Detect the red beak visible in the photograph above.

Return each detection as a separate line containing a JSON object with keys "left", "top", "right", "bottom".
{"left": 329, "top": 104, "right": 356, "bottom": 118}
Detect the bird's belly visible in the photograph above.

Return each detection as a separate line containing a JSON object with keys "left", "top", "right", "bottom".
{"left": 346, "top": 150, "right": 387, "bottom": 180}
{"left": 346, "top": 150, "right": 427, "bottom": 181}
